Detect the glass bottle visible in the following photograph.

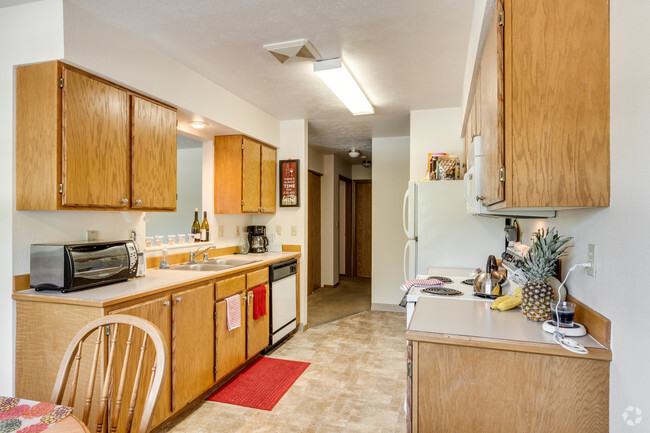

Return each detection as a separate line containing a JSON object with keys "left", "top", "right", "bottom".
{"left": 238, "top": 234, "right": 250, "bottom": 255}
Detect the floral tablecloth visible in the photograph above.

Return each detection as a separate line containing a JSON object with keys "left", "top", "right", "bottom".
{"left": 0, "top": 397, "right": 72, "bottom": 433}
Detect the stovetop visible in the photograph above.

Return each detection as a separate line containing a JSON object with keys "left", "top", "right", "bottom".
{"left": 406, "top": 269, "right": 491, "bottom": 303}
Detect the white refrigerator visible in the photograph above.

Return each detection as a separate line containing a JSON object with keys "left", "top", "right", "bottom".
{"left": 402, "top": 180, "right": 505, "bottom": 281}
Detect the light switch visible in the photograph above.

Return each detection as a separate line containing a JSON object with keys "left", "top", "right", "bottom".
{"left": 218, "top": 226, "right": 224, "bottom": 238}
{"left": 291, "top": 225, "right": 297, "bottom": 236}
{"left": 276, "top": 225, "right": 282, "bottom": 235}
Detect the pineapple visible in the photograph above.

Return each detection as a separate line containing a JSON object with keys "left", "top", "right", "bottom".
{"left": 520, "top": 228, "right": 572, "bottom": 321}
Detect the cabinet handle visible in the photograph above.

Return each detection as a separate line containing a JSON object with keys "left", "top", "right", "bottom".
{"left": 135, "top": 199, "right": 142, "bottom": 205}
{"left": 162, "top": 301, "right": 170, "bottom": 307}
{"left": 262, "top": 207, "right": 266, "bottom": 211}
{"left": 176, "top": 297, "right": 182, "bottom": 303}
{"left": 121, "top": 198, "right": 129, "bottom": 204}
{"left": 258, "top": 206, "right": 262, "bottom": 211}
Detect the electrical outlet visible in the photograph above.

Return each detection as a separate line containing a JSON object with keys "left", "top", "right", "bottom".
{"left": 291, "top": 225, "right": 297, "bottom": 236}
{"left": 235, "top": 225, "right": 240, "bottom": 236}
{"left": 276, "top": 225, "right": 282, "bottom": 235}
{"left": 218, "top": 226, "right": 225, "bottom": 238}
{"left": 85, "top": 230, "right": 98, "bottom": 241}
{"left": 587, "top": 244, "right": 596, "bottom": 277}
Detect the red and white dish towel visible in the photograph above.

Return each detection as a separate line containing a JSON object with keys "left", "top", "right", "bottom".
{"left": 399, "top": 278, "right": 444, "bottom": 292}
{"left": 252, "top": 285, "right": 267, "bottom": 320}
{"left": 225, "top": 294, "right": 241, "bottom": 331}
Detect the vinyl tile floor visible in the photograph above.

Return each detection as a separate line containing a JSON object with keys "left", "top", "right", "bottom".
{"left": 158, "top": 310, "right": 408, "bottom": 433}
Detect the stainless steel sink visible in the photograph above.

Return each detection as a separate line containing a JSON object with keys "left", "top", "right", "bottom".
{"left": 173, "top": 263, "right": 234, "bottom": 272}
{"left": 208, "top": 258, "right": 262, "bottom": 266}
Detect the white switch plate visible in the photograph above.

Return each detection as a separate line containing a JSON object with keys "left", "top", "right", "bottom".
{"left": 587, "top": 244, "right": 596, "bottom": 277}
{"left": 85, "top": 230, "right": 98, "bottom": 241}
{"left": 218, "top": 226, "right": 225, "bottom": 238}
{"left": 235, "top": 225, "right": 240, "bottom": 236}
{"left": 276, "top": 225, "right": 282, "bottom": 235}
{"left": 291, "top": 225, "right": 297, "bottom": 236}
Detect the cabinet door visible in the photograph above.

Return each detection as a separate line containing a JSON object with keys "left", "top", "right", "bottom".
{"left": 215, "top": 296, "right": 246, "bottom": 381}
{"left": 109, "top": 295, "right": 172, "bottom": 429}
{"left": 242, "top": 137, "right": 261, "bottom": 213}
{"left": 131, "top": 96, "right": 177, "bottom": 210}
{"left": 172, "top": 283, "right": 215, "bottom": 409}
{"left": 246, "top": 268, "right": 270, "bottom": 357}
{"left": 260, "top": 145, "right": 276, "bottom": 213}
{"left": 62, "top": 67, "right": 130, "bottom": 208}
{"left": 478, "top": 2, "right": 505, "bottom": 206}
{"left": 214, "top": 135, "right": 244, "bottom": 214}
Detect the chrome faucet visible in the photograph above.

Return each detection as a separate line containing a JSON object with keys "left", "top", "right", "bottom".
{"left": 190, "top": 245, "right": 215, "bottom": 263}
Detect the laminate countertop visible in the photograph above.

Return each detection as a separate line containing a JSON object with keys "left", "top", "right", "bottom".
{"left": 12, "top": 252, "right": 299, "bottom": 308}
{"left": 406, "top": 296, "right": 612, "bottom": 361}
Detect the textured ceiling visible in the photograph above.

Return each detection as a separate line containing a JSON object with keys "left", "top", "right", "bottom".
{"left": 65, "top": 0, "right": 475, "bottom": 160}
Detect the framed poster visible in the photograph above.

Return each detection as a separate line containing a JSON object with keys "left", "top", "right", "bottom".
{"left": 279, "top": 159, "right": 299, "bottom": 207}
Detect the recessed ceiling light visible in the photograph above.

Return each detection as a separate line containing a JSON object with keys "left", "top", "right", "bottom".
{"left": 189, "top": 120, "right": 208, "bottom": 129}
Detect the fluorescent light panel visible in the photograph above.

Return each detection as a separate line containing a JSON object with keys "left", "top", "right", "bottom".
{"left": 314, "top": 58, "right": 374, "bottom": 116}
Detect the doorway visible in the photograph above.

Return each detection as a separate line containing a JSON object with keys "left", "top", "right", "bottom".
{"left": 307, "top": 170, "right": 322, "bottom": 296}
{"left": 338, "top": 176, "right": 352, "bottom": 277}
{"left": 354, "top": 180, "right": 372, "bottom": 277}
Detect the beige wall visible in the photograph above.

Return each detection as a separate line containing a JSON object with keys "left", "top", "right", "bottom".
{"left": 371, "top": 136, "right": 410, "bottom": 309}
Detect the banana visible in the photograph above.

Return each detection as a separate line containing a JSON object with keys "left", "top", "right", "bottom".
{"left": 497, "top": 293, "right": 522, "bottom": 311}
{"left": 491, "top": 295, "right": 509, "bottom": 310}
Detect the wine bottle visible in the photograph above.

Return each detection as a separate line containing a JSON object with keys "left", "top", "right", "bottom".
{"left": 191, "top": 208, "right": 200, "bottom": 241}
{"left": 200, "top": 211, "right": 210, "bottom": 242}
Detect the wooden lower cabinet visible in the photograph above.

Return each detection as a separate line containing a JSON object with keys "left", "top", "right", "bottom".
{"left": 246, "top": 268, "right": 270, "bottom": 358}
{"left": 171, "top": 283, "right": 215, "bottom": 410}
{"left": 215, "top": 276, "right": 247, "bottom": 381}
{"left": 109, "top": 294, "right": 173, "bottom": 429}
{"left": 408, "top": 341, "right": 609, "bottom": 433}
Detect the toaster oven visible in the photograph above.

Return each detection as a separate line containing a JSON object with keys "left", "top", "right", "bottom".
{"left": 30, "top": 240, "right": 139, "bottom": 292}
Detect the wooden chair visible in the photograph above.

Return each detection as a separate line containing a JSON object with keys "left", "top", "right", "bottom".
{"left": 51, "top": 315, "right": 168, "bottom": 433}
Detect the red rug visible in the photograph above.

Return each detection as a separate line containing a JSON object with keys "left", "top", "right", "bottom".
{"left": 207, "top": 357, "right": 310, "bottom": 411}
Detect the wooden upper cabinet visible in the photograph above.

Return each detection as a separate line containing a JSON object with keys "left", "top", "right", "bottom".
{"left": 131, "top": 96, "right": 177, "bottom": 210}
{"left": 260, "top": 144, "right": 277, "bottom": 213}
{"left": 242, "top": 137, "right": 262, "bottom": 213}
{"left": 214, "top": 135, "right": 277, "bottom": 214}
{"left": 468, "top": 0, "right": 610, "bottom": 210}
{"left": 478, "top": 4, "right": 504, "bottom": 207}
{"left": 62, "top": 68, "right": 130, "bottom": 208}
{"left": 15, "top": 61, "right": 177, "bottom": 211}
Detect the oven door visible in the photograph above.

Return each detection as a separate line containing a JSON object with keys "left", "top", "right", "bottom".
{"left": 67, "top": 243, "right": 130, "bottom": 291}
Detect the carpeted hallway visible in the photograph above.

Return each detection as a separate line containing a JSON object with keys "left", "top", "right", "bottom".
{"left": 307, "top": 276, "right": 371, "bottom": 327}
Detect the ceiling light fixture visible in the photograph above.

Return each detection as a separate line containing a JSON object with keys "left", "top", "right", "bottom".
{"left": 348, "top": 148, "right": 360, "bottom": 158}
{"left": 314, "top": 58, "right": 374, "bottom": 116}
{"left": 189, "top": 120, "right": 208, "bottom": 129}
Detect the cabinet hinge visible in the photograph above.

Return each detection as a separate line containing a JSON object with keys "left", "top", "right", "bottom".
{"left": 213, "top": 365, "right": 217, "bottom": 375}
{"left": 241, "top": 142, "right": 244, "bottom": 150}
{"left": 214, "top": 311, "right": 216, "bottom": 320}
{"left": 59, "top": 183, "right": 63, "bottom": 194}
{"left": 59, "top": 77, "right": 64, "bottom": 88}
{"left": 407, "top": 360, "right": 412, "bottom": 378}
{"left": 499, "top": 167, "right": 505, "bottom": 182}
{"left": 241, "top": 200, "right": 244, "bottom": 206}
{"left": 498, "top": 11, "right": 504, "bottom": 26}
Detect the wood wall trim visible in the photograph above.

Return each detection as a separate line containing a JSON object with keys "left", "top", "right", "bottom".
{"left": 281, "top": 244, "right": 301, "bottom": 252}
{"left": 13, "top": 274, "right": 30, "bottom": 292}
{"left": 567, "top": 294, "right": 611, "bottom": 349}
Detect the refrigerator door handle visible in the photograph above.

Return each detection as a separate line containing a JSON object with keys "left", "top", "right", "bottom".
{"left": 403, "top": 241, "right": 410, "bottom": 284}
{"left": 402, "top": 189, "right": 409, "bottom": 237}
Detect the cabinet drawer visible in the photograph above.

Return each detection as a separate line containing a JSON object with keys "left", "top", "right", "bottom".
{"left": 247, "top": 268, "right": 269, "bottom": 289}
{"left": 216, "top": 275, "right": 246, "bottom": 300}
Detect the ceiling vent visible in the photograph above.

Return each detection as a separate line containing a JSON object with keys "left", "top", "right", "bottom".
{"left": 263, "top": 39, "right": 321, "bottom": 64}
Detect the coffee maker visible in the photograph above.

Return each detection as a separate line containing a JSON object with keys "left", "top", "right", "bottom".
{"left": 246, "top": 225, "right": 268, "bottom": 253}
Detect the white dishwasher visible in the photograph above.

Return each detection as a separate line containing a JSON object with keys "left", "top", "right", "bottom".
{"left": 269, "top": 258, "right": 298, "bottom": 347}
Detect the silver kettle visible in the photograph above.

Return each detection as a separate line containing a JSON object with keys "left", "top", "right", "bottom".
{"left": 473, "top": 255, "right": 507, "bottom": 298}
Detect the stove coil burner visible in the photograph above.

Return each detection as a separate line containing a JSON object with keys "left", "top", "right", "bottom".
{"left": 461, "top": 279, "right": 475, "bottom": 286}
{"left": 427, "top": 276, "right": 453, "bottom": 283}
{"left": 421, "top": 287, "right": 463, "bottom": 296}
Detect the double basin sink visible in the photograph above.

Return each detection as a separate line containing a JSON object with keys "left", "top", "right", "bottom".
{"left": 172, "top": 258, "right": 261, "bottom": 272}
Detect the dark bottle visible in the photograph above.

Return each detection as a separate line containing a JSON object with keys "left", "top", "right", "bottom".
{"left": 200, "top": 211, "right": 210, "bottom": 242}
{"left": 191, "top": 208, "right": 200, "bottom": 241}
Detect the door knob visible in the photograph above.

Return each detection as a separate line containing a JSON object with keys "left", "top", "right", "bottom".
{"left": 176, "top": 297, "right": 182, "bottom": 303}
{"left": 135, "top": 199, "right": 142, "bottom": 205}
{"left": 162, "top": 301, "right": 170, "bottom": 307}
{"left": 120, "top": 198, "right": 129, "bottom": 204}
